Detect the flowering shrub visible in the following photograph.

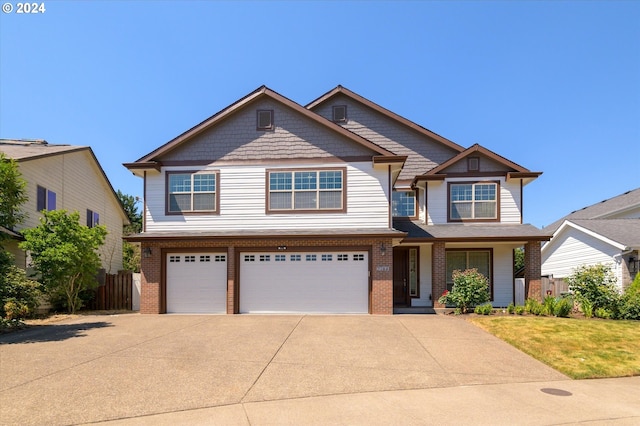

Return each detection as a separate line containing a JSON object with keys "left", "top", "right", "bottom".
{"left": 438, "top": 269, "right": 490, "bottom": 314}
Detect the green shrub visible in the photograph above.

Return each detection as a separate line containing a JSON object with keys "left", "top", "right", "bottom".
{"left": 543, "top": 296, "right": 557, "bottom": 316}
{"left": 515, "top": 305, "right": 526, "bottom": 315}
{"left": 525, "top": 298, "right": 545, "bottom": 315}
{"left": 567, "top": 264, "right": 620, "bottom": 313}
{"left": 438, "top": 269, "right": 490, "bottom": 314}
{"left": 553, "top": 297, "right": 573, "bottom": 318}
{"left": 507, "top": 303, "right": 515, "bottom": 314}
{"left": 595, "top": 307, "right": 612, "bottom": 319}
{"left": 474, "top": 303, "right": 493, "bottom": 315}
{"left": 617, "top": 278, "right": 640, "bottom": 320}
{"left": 0, "top": 254, "right": 42, "bottom": 319}
{"left": 581, "top": 299, "right": 594, "bottom": 318}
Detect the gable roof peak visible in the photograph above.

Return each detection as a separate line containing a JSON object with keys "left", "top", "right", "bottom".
{"left": 306, "top": 86, "right": 465, "bottom": 153}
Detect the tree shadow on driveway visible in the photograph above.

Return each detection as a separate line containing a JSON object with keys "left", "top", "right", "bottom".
{"left": 0, "top": 321, "right": 112, "bottom": 345}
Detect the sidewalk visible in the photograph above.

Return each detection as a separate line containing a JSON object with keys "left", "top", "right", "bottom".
{"left": 97, "top": 377, "right": 640, "bottom": 425}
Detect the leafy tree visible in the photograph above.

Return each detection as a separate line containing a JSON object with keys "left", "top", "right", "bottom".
{"left": 117, "top": 190, "right": 142, "bottom": 234}
{"left": 0, "top": 152, "right": 28, "bottom": 232}
{"left": 117, "top": 190, "right": 142, "bottom": 272}
{"left": 567, "top": 264, "right": 619, "bottom": 314}
{"left": 514, "top": 247, "right": 525, "bottom": 272}
{"left": 19, "top": 210, "right": 107, "bottom": 313}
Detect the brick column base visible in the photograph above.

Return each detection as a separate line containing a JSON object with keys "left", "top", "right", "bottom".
{"left": 432, "top": 242, "right": 447, "bottom": 308}
{"left": 525, "top": 241, "right": 542, "bottom": 301}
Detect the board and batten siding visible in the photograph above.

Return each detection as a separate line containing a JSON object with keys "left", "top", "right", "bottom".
{"left": 145, "top": 161, "right": 390, "bottom": 231}
{"left": 16, "top": 151, "right": 125, "bottom": 273}
{"left": 426, "top": 177, "right": 521, "bottom": 225}
{"left": 542, "top": 227, "right": 621, "bottom": 286}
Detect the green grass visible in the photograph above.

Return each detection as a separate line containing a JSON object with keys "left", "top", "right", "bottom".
{"left": 467, "top": 316, "right": 640, "bottom": 379}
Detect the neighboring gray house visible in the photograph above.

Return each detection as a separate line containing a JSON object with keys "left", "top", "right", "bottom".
{"left": 541, "top": 188, "right": 640, "bottom": 290}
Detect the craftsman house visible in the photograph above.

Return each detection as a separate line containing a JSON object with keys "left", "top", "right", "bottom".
{"left": 124, "top": 86, "right": 549, "bottom": 314}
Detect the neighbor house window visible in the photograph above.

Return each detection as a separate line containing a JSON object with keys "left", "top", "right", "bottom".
{"left": 36, "top": 185, "right": 56, "bottom": 211}
{"left": 332, "top": 105, "right": 347, "bottom": 123}
{"left": 86, "top": 209, "right": 100, "bottom": 228}
{"left": 257, "top": 110, "right": 274, "bottom": 130}
{"left": 392, "top": 190, "right": 416, "bottom": 217}
{"left": 167, "top": 171, "right": 219, "bottom": 214}
{"left": 449, "top": 182, "right": 498, "bottom": 221}
{"left": 267, "top": 168, "right": 345, "bottom": 212}
{"left": 446, "top": 249, "right": 492, "bottom": 296}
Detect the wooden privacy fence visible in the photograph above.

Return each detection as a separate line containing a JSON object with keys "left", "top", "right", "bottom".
{"left": 541, "top": 277, "right": 569, "bottom": 298}
{"left": 86, "top": 271, "right": 133, "bottom": 310}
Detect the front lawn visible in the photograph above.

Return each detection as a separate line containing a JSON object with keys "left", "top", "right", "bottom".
{"left": 467, "top": 316, "right": 640, "bottom": 379}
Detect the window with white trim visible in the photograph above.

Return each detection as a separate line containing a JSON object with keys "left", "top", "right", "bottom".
{"left": 392, "top": 190, "right": 416, "bottom": 217}
{"left": 167, "top": 171, "right": 218, "bottom": 214}
{"left": 449, "top": 182, "right": 498, "bottom": 221}
{"left": 267, "top": 169, "right": 344, "bottom": 212}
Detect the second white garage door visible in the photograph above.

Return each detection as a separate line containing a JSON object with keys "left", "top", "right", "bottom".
{"left": 239, "top": 251, "right": 369, "bottom": 314}
{"left": 166, "top": 252, "right": 227, "bottom": 313}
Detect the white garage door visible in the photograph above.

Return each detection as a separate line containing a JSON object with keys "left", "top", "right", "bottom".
{"left": 166, "top": 252, "right": 227, "bottom": 313}
{"left": 239, "top": 251, "right": 369, "bottom": 314}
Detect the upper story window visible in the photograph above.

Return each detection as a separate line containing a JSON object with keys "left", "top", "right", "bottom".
{"left": 167, "top": 171, "right": 219, "bottom": 215}
{"left": 257, "top": 110, "right": 274, "bottom": 130}
{"left": 86, "top": 209, "right": 100, "bottom": 228}
{"left": 267, "top": 168, "right": 345, "bottom": 213}
{"left": 332, "top": 105, "right": 347, "bottom": 123}
{"left": 392, "top": 190, "right": 416, "bottom": 218}
{"left": 36, "top": 185, "right": 56, "bottom": 212}
{"left": 449, "top": 181, "right": 499, "bottom": 222}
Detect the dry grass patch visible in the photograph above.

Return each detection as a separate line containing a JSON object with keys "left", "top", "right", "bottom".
{"left": 467, "top": 316, "right": 640, "bottom": 379}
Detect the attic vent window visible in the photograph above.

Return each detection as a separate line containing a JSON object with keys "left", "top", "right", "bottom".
{"left": 257, "top": 110, "right": 274, "bottom": 130}
{"left": 468, "top": 157, "right": 480, "bottom": 172}
{"left": 332, "top": 105, "right": 347, "bottom": 123}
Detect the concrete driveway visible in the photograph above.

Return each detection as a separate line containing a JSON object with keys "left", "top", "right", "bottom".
{"left": 1, "top": 314, "right": 638, "bottom": 425}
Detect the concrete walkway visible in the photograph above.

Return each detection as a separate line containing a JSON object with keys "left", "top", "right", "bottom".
{"left": 0, "top": 314, "right": 638, "bottom": 425}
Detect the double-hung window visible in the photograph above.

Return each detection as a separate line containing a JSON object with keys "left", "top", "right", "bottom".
{"left": 267, "top": 168, "right": 345, "bottom": 212}
{"left": 392, "top": 190, "right": 416, "bottom": 217}
{"left": 167, "top": 171, "right": 219, "bottom": 214}
{"left": 36, "top": 185, "right": 56, "bottom": 212}
{"left": 446, "top": 249, "right": 492, "bottom": 296}
{"left": 449, "top": 181, "right": 498, "bottom": 221}
{"left": 86, "top": 209, "right": 100, "bottom": 228}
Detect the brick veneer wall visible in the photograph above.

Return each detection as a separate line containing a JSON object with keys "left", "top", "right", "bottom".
{"left": 140, "top": 236, "right": 393, "bottom": 315}
{"left": 525, "top": 241, "right": 542, "bottom": 301}
{"left": 432, "top": 242, "right": 447, "bottom": 308}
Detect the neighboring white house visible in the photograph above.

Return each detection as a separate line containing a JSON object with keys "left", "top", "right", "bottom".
{"left": 542, "top": 188, "right": 640, "bottom": 291}
{"left": 0, "top": 139, "right": 129, "bottom": 273}
{"left": 124, "top": 85, "right": 549, "bottom": 315}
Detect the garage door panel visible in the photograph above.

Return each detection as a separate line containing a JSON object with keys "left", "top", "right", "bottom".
{"left": 240, "top": 251, "right": 368, "bottom": 314}
{"left": 166, "top": 253, "right": 227, "bottom": 314}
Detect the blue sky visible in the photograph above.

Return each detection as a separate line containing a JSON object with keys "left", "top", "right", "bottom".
{"left": 1, "top": 1, "right": 638, "bottom": 228}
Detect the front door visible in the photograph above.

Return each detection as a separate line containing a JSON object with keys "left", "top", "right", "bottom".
{"left": 393, "top": 249, "right": 409, "bottom": 307}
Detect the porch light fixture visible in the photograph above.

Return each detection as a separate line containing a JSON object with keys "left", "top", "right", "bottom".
{"left": 142, "top": 247, "right": 152, "bottom": 258}
{"left": 380, "top": 243, "right": 387, "bottom": 256}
